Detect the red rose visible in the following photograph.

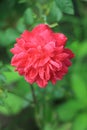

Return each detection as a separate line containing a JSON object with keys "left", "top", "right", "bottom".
{"left": 10, "top": 24, "right": 74, "bottom": 88}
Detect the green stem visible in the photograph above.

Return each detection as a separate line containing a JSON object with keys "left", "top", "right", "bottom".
{"left": 30, "top": 84, "right": 37, "bottom": 105}
{"left": 30, "top": 84, "right": 42, "bottom": 129}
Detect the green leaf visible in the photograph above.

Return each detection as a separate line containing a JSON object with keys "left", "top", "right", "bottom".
{"left": 0, "top": 28, "right": 18, "bottom": 46}
{"left": 58, "top": 123, "right": 71, "bottom": 130}
{"left": 0, "top": 31, "right": 6, "bottom": 46}
{"left": 55, "top": 0, "right": 74, "bottom": 15}
{"left": 0, "top": 66, "right": 11, "bottom": 73}
{"left": 16, "top": 17, "right": 26, "bottom": 33}
{"left": 71, "top": 74, "right": 87, "bottom": 105}
{"left": 44, "top": 124, "right": 53, "bottom": 130}
{"left": 5, "top": 28, "right": 19, "bottom": 45}
{"left": 47, "top": 2, "right": 63, "bottom": 23}
{"left": 57, "top": 99, "right": 82, "bottom": 121}
{"left": 72, "top": 113, "right": 87, "bottom": 130}
{"left": 0, "top": 99, "right": 4, "bottom": 106}
{"left": 3, "top": 66, "right": 21, "bottom": 84}
{"left": 13, "top": 78, "right": 32, "bottom": 108}
{"left": 77, "top": 41, "right": 87, "bottom": 59}
{"left": 0, "top": 92, "right": 26, "bottom": 115}
{"left": 0, "top": 74, "right": 6, "bottom": 83}
{"left": 18, "top": 0, "right": 27, "bottom": 3}
{"left": 24, "top": 8, "right": 34, "bottom": 25}
{"left": 0, "top": 89, "right": 7, "bottom": 106}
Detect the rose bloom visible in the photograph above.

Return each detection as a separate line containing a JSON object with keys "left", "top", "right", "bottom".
{"left": 10, "top": 24, "right": 74, "bottom": 88}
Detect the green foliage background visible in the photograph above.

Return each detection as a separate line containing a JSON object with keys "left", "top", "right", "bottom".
{"left": 0, "top": 0, "right": 87, "bottom": 130}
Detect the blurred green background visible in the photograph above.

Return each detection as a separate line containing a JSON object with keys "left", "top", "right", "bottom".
{"left": 0, "top": 0, "right": 87, "bottom": 130}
